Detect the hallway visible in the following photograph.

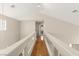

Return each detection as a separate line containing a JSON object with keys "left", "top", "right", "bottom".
{"left": 0, "top": 3, "right": 79, "bottom": 56}
{"left": 31, "top": 36, "right": 49, "bottom": 56}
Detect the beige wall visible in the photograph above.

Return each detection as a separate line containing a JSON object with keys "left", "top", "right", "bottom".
{"left": 20, "top": 20, "right": 35, "bottom": 39}
{"left": 72, "top": 44, "right": 79, "bottom": 51}
{"left": 44, "top": 16, "right": 79, "bottom": 44}
{"left": 0, "top": 15, "right": 20, "bottom": 49}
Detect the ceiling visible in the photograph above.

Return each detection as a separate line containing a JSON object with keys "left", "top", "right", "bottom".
{"left": 0, "top": 3, "right": 41, "bottom": 20}
{"left": 41, "top": 3, "right": 79, "bottom": 26}
{"left": 0, "top": 3, "right": 79, "bottom": 26}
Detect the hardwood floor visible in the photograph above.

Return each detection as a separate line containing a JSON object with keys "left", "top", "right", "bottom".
{"left": 31, "top": 36, "right": 49, "bottom": 56}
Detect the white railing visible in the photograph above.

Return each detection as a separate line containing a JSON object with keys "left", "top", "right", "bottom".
{"left": 44, "top": 37, "right": 54, "bottom": 56}
{"left": 44, "top": 31, "right": 79, "bottom": 56}
{"left": 0, "top": 31, "right": 36, "bottom": 56}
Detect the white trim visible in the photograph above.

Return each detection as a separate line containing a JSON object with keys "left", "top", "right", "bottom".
{"left": 44, "top": 31, "right": 79, "bottom": 56}
{"left": 44, "top": 38, "right": 53, "bottom": 56}
{"left": 0, "top": 31, "right": 35, "bottom": 56}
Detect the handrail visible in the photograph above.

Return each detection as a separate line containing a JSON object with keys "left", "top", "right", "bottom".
{"left": 44, "top": 37, "right": 54, "bottom": 56}
{"left": 44, "top": 31, "right": 79, "bottom": 56}
{"left": 0, "top": 31, "right": 36, "bottom": 56}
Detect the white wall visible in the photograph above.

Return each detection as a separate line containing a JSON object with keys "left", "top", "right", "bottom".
{"left": 44, "top": 36, "right": 58, "bottom": 56}
{"left": 0, "top": 15, "right": 20, "bottom": 49}
{"left": 72, "top": 44, "right": 79, "bottom": 51}
{"left": 20, "top": 20, "right": 35, "bottom": 39}
{"left": 44, "top": 16, "right": 79, "bottom": 44}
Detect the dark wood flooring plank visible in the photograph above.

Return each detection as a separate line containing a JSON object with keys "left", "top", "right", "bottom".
{"left": 31, "top": 37, "right": 49, "bottom": 56}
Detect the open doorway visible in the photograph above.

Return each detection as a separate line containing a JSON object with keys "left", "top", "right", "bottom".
{"left": 35, "top": 21, "right": 44, "bottom": 38}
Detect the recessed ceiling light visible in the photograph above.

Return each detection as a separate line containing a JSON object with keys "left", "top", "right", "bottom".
{"left": 10, "top": 4, "right": 15, "bottom": 8}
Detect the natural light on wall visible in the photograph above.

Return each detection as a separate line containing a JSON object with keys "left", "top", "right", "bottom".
{"left": 0, "top": 20, "right": 6, "bottom": 31}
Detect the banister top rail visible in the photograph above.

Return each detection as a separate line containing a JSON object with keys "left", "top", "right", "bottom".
{"left": 0, "top": 31, "right": 35, "bottom": 56}
{"left": 44, "top": 31, "right": 79, "bottom": 56}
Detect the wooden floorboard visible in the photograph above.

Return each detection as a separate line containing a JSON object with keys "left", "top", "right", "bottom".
{"left": 31, "top": 37, "right": 49, "bottom": 56}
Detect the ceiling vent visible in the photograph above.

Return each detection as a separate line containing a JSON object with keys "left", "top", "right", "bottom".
{"left": 72, "top": 9, "right": 79, "bottom": 13}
